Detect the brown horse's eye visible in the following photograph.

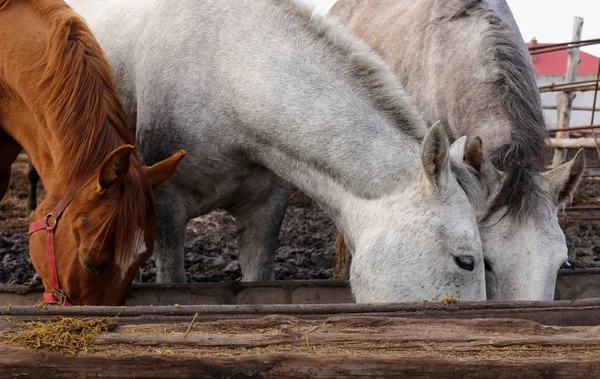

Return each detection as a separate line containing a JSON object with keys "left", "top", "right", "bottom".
{"left": 81, "top": 216, "right": 90, "bottom": 229}
{"left": 81, "top": 255, "right": 99, "bottom": 273}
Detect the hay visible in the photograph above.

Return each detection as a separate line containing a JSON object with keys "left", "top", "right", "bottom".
{"left": 8, "top": 317, "right": 117, "bottom": 355}
{"left": 184, "top": 313, "right": 199, "bottom": 337}
{"left": 441, "top": 297, "right": 458, "bottom": 306}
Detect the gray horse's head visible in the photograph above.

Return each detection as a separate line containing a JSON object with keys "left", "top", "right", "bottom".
{"left": 427, "top": 0, "right": 587, "bottom": 301}
{"left": 348, "top": 123, "right": 487, "bottom": 303}
{"left": 329, "top": 0, "right": 587, "bottom": 301}
{"left": 478, "top": 150, "right": 585, "bottom": 300}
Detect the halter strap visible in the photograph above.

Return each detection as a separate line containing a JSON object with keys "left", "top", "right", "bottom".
{"left": 28, "top": 192, "right": 78, "bottom": 306}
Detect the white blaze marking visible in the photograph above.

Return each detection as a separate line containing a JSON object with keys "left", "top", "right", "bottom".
{"left": 118, "top": 228, "right": 146, "bottom": 282}
{"left": 134, "top": 228, "right": 147, "bottom": 256}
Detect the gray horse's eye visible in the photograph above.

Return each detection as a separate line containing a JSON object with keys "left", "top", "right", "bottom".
{"left": 454, "top": 256, "right": 475, "bottom": 271}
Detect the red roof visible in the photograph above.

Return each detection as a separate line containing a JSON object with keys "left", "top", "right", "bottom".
{"left": 527, "top": 41, "right": 599, "bottom": 76}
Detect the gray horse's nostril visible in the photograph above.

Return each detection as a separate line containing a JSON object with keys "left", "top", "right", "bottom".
{"left": 561, "top": 261, "right": 572, "bottom": 270}
{"left": 484, "top": 259, "right": 492, "bottom": 272}
{"left": 454, "top": 255, "right": 475, "bottom": 271}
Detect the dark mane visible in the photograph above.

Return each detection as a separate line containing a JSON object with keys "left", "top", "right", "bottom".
{"left": 452, "top": 1, "right": 550, "bottom": 220}
{"left": 485, "top": 164, "right": 550, "bottom": 223}
{"left": 480, "top": 12, "right": 548, "bottom": 171}
{"left": 3, "top": 0, "right": 155, "bottom": 271}
{"left": 277, "top": 0, "right": 427, "bottom": 141}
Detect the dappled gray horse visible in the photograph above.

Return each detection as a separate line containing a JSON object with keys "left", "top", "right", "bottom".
{"left": 71, "top": 0, "right": 488, "bottom": 302}
{"left": 330, "top": 0, "right": 585, "bottom": 300}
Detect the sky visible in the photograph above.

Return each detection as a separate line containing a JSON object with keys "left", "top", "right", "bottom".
{"left": 296, "top": 0, "right": 600, "bottom": 57}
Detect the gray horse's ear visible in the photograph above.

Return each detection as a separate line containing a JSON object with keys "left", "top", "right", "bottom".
{"left": 430, "top": 0, "right": 481, "bottom": 22}
{"left": 421, "top": 121, "right": 450, "bottom": 190}
{"left": 542, "top": 149, "right": 586, "bottom": 206}
{"left": 145, "top": 150, "right": 186, "bottom": 189}
{"left": 449, "top": 136, "right": 484, "bottom": 174}
{"left": 464, "top": 136, "right": 483, "bottom": 173}
{"left": 449, "top": 136, "right": 467, "bottom": 162}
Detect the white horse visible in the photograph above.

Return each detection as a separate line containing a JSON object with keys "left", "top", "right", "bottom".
{"left": 70, "top": 0, "right": 487, "bottom": 302}
{"left": 330, "top": 0, "right": 586, "bottom": 300}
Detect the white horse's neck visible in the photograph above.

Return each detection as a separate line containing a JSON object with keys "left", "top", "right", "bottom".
{"left": 208, "top": 4, "right": 429, "bottom": 243}
{"left": 372, "top": 0, "right": 542, "bottom": 160}
{"left": 70, "top": 0, "right": 428, "bottom": 253}
{"left": 245, "top": 101, "right": 423, "bottom": 248}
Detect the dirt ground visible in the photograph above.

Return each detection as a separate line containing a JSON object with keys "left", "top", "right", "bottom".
{"left": 0, "top": 151, "right": 598, "bottom": 285}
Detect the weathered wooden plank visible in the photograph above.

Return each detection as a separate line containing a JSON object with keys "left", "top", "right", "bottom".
{"left": 95, "top": 329, "right": 600, "bottom": 348}
{"left": 0, "top": 319, "right": 16, "bottom": 333}
{"left": 547, "top": 137, "right": 600, "bottom": 148}
{"left": 3, "top": 269, "right": 600, "bottom": 307}
{"left": 3, "top": 345, "right": 600, "bottom": 379}
{"left": 0, "top": 280, "right": 355, "bottom": 306}
{"left": 4, "top": 317, "right": 600, "bottom": 378}
{"left": 3, "top": 300, "right": 600, "bottom": 326}
{"left": 95, "top": 316, "right": 600, "bottom": 349}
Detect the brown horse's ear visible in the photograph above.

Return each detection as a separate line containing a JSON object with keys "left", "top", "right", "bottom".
{"left": 145, "top": 150, "right": 186, "bottom": 189}
{"left": 98, "top": 145, "right": 134, "bottom": 191}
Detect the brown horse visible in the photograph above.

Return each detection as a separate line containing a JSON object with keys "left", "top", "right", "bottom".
{"left": 0, "top": 0, "right": 185, "bottom": 305}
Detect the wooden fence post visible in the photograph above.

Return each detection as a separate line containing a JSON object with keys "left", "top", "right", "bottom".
{"left": 552, "top": 16, "right": 584, "bottom": 168}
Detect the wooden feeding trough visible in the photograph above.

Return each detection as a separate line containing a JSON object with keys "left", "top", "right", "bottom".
{"left": 1, "top": 268, "right": 599, "bottom": 306}
{"left": 3, "top": 301, "right": 600, "bottom": 377}
{"left": 2, "top": 269, "right": 600, "bottom": 378}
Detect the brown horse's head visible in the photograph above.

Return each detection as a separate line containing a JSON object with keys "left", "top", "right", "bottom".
{"left": 29, "top": 147, "right": 185, "bottom": 305}
{"left": 0, "top": 0, "right": 188, "bottom": 305}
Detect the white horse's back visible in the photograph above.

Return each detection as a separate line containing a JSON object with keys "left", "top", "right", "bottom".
{"left": 72, "top": 0, "right": 487, "bottom": 302}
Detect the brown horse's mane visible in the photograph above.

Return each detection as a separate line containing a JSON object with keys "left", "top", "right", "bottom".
{"left": 1, "top": 0, "right": 154, "bottom": 273}
{"left": 35, "top": 0, "right": 132, "bottom": 179}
